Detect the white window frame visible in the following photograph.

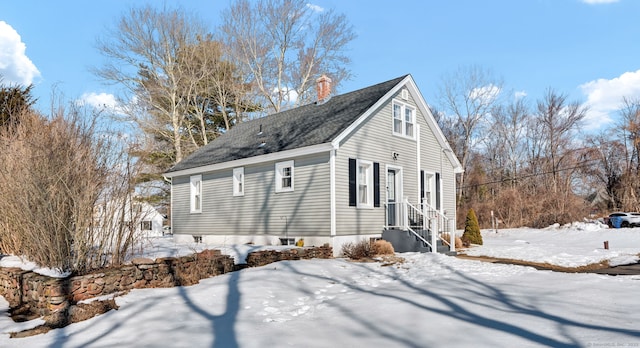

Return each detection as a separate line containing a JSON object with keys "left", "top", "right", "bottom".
{"left": 356, "top": 159, "right": 374, "bottom": 209}
{"left": 190, "top": 175, "right": 202, "bottom": 214}
{"left": 275, "top": 160, "right": 294, "bottom": 193}
{"left": 423, "top": 171, "right": 436, "bottom": 208}
{"left": 233, "top": 167, "right": 244, "bottom": 196}
{"left": 392, "top": 100, "right": 416, "bottom": 139}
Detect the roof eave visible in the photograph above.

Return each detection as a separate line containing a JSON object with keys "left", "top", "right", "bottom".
{"left": 163, "top": 142, "right": 334, "bottom": 178}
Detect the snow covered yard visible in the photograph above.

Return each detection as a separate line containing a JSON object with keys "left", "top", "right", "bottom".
{"left": 462, "top": 222, "right": 640, "bottom": 267}
{"left": 1, "top": 222, "right": 639, "bottom": 347}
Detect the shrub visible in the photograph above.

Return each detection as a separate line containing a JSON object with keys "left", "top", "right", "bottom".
{"left": 371, "top": 240, "right": 394, "bottom": 255}
{"left": 341, "top": 240, "right": 372, "bottom": 259}
{"left": 0, "top": 106, "right": 142, "bottom": 273}
{"left": 461, "top": 208, "right": 483, "bottom": 245}
{"left": 441, "top": 233, "right": 464, "bottom": 249}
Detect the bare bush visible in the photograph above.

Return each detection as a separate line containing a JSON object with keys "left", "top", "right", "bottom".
{"left": 0, "top": 107, "right": 143, "bottom": 273}
{"left": 340, "top": 240, "right": 372, "bottom": 260}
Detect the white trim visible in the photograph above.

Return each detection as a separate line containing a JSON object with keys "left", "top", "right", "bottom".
{"left": 275, "top": 160, "right": 294, "bottom": 193}
{"left": 416, "top": 124, "right": 421, "bottom": 202}
{"left": 330, "top": 149, "right": 336, "bottom": 236}
{"left": 331, "top": 79, "right": 408, "bottom": 148}
{"left": 190, "top": 175, "right": 202, "bottom": 214}
{"left": 385, "top": 164, "right": 404, "bottom": 227}
{"left": 403, "top": 77, "right": 463, "bottom": 173}
{"left": 164, "top": 143, "right": 332, "bottom": 178}
{"left": 169, "top": 176, "right": 174, "bottom": 233}
{"left": 233, "top": 167, "right": 244, "bottom": 196}
{"left": 392, "top": 99, "right": 416, "bottom": 140}
{"left": 423, "top": 170, "right": 437, "bottom": 208}
{"left": 356, "top": 159, "right": 374, "bottom": 209}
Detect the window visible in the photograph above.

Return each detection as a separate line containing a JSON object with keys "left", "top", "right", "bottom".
{"left": 357, "top": 159, "right": 373, "bottom": 208}
{"left": 393, "top": 104, "right": 402, "bottom": 134}
{"left": 233, "top": 167, "right": 244, "bottom": 196}
{"left": 349, "top": 158, "right": 380, "bottom": 208}
{"left": 392, "top": 100, "right": 415, "bottom": 138}
{"left": 275, "top": 160, "right": 294, "bottom": 192}
{"left": 140, "top": 221, "right": 152, "bottom": 231}
{"left": 190, "top": 175, "right": 202, "bottom": 213}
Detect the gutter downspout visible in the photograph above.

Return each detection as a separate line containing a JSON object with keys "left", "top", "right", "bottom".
{"left": 330, "top": 148, "right": 337, "bottom": 237}
{"left": 416, "top": 124, "right": 421, "bottom": 210}
{"left": 163, "top": 176, "right": 173, "bottom": 235}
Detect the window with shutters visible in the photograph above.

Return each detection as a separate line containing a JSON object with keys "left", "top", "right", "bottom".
{"left": 349, "top": 158, "right": 380, "bottom": 209}
{"left": 357, "top": 160, "right": 373, "bottom": 208}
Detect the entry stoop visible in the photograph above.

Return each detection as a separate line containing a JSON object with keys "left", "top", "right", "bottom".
{"left": 382, "top": 229, "right": 455, "bottom": 254}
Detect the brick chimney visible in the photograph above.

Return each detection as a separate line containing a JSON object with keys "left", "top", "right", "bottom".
{"left": 316, "top": 74, "right": 332, "bottom": 104}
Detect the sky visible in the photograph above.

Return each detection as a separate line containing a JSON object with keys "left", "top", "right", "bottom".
{"left": 1, "top": 222, "right": 639, "bottom": 347}
{"left": 2, "top": 0, "right": 640, "bottom": 131}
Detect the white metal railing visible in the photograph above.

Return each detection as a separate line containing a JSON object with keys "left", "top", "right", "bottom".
{"left": 420, "top": 201, "right": 455, "bottom": 253}
{"left": 384, "top": 199, "right": 456, "bottom": 253}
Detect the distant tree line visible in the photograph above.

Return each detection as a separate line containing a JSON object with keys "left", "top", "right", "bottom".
{"left": 433, "top": 66, "right": 640, "bottom": 228}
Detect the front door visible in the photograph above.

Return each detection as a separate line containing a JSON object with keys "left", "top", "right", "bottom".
{"left": 387, "top": 169, "right": 397, "bottom": 227}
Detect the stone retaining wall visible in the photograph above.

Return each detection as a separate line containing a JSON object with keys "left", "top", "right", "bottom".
{"left": 0, "top": 246, "right": 332, "bottom": 318}
{"left": 245, "top": 245, "right": 333, "bottom": 267}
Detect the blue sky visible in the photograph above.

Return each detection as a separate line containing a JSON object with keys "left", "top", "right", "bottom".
{"left": 1, "top": 0, "right": 639, "bottom": 131}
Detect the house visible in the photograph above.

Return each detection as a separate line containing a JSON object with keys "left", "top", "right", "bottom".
{"left": 95, "top": 198, "right": 166, "bottom": 238}
{"left": 163, "top": 74, "right": 463, "bottom": 255}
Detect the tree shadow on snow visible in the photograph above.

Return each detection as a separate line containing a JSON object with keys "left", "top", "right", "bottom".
{"left": 277, "top": 257, "right": 640, "bottom": 347}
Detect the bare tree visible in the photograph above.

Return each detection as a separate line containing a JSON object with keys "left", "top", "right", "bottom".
{"left": 177, "top": 37, "right": 259, "bottom": 147}
{"left": 219, "top": 0, "right": 356, "bottom": 113}
{"left": 436, "top": 65, "right": 503, "bottom": 202}
{"left": 491, "top": 97, "right": 529, "bottom": 186}
{"left": 534, "top": 89, "right": 587, "bottom": 193}
{"left": 615, "top": 97, "right": 640, "bottom": 210}
{"left": 94, "top": 5, "right": 210, "bottom": 164}
{"left": 583, "top": 133, "right": 625, "bottom": 210}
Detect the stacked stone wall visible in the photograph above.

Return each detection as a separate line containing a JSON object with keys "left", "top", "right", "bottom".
{"left": 0, "top": 246, "right": 332, "bottom": 318}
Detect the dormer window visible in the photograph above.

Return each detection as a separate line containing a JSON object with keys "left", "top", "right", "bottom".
{"left": 392, "top": 100, "right": 415, "bottom": 139}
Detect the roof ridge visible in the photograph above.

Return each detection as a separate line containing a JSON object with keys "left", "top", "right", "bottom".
{"left": 166, "top": 74, "right": 409, "bottom": 174}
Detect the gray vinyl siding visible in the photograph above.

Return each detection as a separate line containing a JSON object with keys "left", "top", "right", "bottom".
{"left": 172, "top": 152, "right": 331, "bottom": 237}
{"left": 335, "top": 87, "right": 457, "bottom": 235}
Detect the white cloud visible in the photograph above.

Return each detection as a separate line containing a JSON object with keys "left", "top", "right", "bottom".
{"left": 514, "top": 90, "right": 527, "bottom": 99}
{"left": 469, "top": 84, "right": 501, "bottom": 104}
{"left": 306, "top": 3, "right": 324, "bottom": 12}
{"left": 581, "top": 0, "right": 619, "bottom": 4}
{"left": 77, "top": 92, "right": 126, "bottom": 114}
{"left": 579, "top": 70, "right": 640, "bottom": 130}
{"left": 0, "top": 21, "right": 40, "bottom": 85}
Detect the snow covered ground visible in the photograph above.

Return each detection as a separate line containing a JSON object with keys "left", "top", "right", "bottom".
{"left": 1, "top": 222, "right": 639, "bottom": 347}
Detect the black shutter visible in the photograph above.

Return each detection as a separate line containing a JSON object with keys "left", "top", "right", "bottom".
{"left": 420, "top": 170, "right": 425, "bottom": 204}
{"left": 373, "top": 162, "right": 380, "bottom": 207}
{"left": 349, "top": 158, "right": 356, "bottom": 206}
{"left": 435, "top": 172, "right": 441, "bottom": 210}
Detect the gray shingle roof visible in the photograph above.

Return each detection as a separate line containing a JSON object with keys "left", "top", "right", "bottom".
{"left": 166, "top": 75, "right": 408, "bottom": 173}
